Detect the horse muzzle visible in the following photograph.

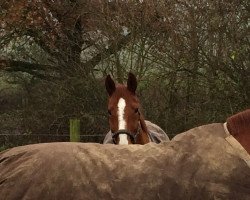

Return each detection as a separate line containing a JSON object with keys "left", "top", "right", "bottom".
{"left": 111, "top": 129, "right": 140, "bottom": 144}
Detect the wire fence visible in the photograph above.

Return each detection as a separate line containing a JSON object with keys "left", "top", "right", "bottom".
{"left": 0, "top": 132, "right": 178, "bottom": 151}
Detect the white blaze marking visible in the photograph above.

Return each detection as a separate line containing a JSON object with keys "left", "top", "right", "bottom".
{"left": 117, "top": 98, "right": 128, "bottom": 144}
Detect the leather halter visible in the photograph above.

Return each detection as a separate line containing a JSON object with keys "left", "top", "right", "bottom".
{"left": 111, "top": 125, "right": 141, "bottom": 144}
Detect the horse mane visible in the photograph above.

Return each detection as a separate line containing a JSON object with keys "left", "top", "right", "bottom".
{"left": 226, "top": 109, "right": 250, "bottom": 136}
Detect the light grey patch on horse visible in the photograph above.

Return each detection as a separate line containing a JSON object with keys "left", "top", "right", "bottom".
{"left": 145, "top": 120, "right": 170, "bottom": 143}
{"left": 103, "top": 120, "right": 169, "bottom": 144}
{"left": 103, "top": 131, "right": 113, "bottom": 144}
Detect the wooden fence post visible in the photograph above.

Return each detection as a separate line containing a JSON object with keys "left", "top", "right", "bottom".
{"left": 70, "top": 119, "right": 80, "bottom": 142}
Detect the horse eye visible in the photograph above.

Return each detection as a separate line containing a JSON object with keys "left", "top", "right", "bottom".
{"left": 108, "top": 110, "right": 112, "bottom": 116}
{"left": 135, "top": 108, "right": 139, "bottom": 113}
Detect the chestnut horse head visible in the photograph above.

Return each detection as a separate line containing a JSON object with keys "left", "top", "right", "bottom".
{"left": 105, "top": 73, "right": 150, "bottom": 145}
{"left": 225, "top": 109, "right": 250, "bottom": 154}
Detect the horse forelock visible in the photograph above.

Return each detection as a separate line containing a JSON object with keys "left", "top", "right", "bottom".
{"left": 226, "top": 109, "right": 250, "bottom": 136}
{"left": 109, "top": 85, "right": 139, "bottom": 107}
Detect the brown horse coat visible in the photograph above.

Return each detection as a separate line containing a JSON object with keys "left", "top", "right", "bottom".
{"left": 0, "top": 123, "right": 250, "bottom": 200}
{"left": 103, "top": 120, "right": 170, "bottom": 144}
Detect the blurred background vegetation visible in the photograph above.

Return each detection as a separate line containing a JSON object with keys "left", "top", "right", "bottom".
{"left": 0, "top": 0, "right": 249, "bottom": 149}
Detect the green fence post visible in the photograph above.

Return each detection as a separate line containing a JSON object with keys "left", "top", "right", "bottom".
{"left": 70, "top": 119, "right": 80, "bottom": 142}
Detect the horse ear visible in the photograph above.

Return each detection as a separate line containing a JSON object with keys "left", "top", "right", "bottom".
{"left": 105, "top": 75, "right": 116, "bottom": 96}
{"left": 127, "top": 72, "right": 137, "bottom": 94}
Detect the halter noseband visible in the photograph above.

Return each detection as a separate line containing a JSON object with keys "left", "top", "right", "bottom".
{"left": 111, "top": 125, "right": 141, "bottom": 144}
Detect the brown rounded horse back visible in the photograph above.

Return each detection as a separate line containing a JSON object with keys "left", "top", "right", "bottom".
{"left": 227, "top": 109, "right": 250, "bottom": 153}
